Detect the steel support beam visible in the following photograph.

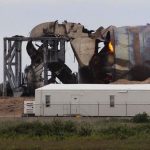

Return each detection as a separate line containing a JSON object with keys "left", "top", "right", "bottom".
{"left": 3, "top": 36, "right": 67, "bottom": 96}
{"left": 3, "top": 39, "right": 7, "bottom": 96}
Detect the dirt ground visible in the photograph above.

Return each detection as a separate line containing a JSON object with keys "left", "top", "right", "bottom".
{"left": 0, "top": 97, "right": 34, "bottom": 117}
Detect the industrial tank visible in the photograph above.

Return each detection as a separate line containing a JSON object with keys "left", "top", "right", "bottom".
{"left": 113, "top": 25, "right": 150, "bottom": 80}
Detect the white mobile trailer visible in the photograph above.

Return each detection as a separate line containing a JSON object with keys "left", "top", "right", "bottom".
{"left": 31, "top": 84, "right": 150, "bottom": 117}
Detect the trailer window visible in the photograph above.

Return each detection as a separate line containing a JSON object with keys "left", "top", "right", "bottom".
{"left": 45, "top": 95, "right": 51, "bottom": 107}
{"left": 110, "top": 95, "right": 115, "bottom": 107}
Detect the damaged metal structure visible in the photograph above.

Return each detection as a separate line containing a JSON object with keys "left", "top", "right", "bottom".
{"left": 3, "top": 21, "right": 150, "bottom": 96}
{"left": 3, "top": 36, "right": 76, "bottom": 96}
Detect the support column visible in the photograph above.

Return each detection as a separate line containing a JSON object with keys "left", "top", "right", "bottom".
{"left": 15, "top": 41, "right": 22, "bottom": 87}
{"left": 3, "top": 39, "right": 7, "bottom": 96}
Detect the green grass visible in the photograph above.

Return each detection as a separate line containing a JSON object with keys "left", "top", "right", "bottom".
{"left": 0, "top": 119, "right": 150, "bottom": 149}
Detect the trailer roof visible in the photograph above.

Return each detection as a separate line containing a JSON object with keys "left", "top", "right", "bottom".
{"left": 36, "top": 84, "right": 150, "bottom": 91}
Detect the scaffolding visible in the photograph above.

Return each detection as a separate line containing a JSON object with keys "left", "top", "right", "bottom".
{"left": 3, "top": 36, "right": 67, "bottom": 96}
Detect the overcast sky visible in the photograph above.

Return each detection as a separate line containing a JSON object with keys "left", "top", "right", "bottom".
{"left": 0, "top": 0, "right": 150, "bottom": 82}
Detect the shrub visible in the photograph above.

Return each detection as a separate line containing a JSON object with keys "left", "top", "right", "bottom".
{"left": 100, "top": 125, "right": 135, "bottom": 139}
{"left": 51, "top": 119, "right": 64, "bottom": 136}
{"left": 42, "top": 123, "right": 52, "bottom": 136}
{"left": 9, "top": 121, "right": 44, "bottom": 136}
{"left": 132, "top": 112, "right": 149, "bottom": 123}
{"left": 78, "top": 122, "right": 93, "bottom": 136}
{"left": 64, "top": 120, "right": 77, "bottom": 134}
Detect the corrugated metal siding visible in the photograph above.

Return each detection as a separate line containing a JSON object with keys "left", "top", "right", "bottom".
{"left": 115, "top": 27, "right": 129, "bottom": 61}
{"left": 114, "top": 25, "right": 150, "bottom": 78}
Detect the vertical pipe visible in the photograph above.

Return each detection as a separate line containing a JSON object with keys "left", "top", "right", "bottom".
{"left": 18, "top": 41, "right": 22, "bottom": 86}
{"left": 15, "top": 41, "right": 22, "bottom": 87}
{"left": 15, "top": 41, "right": 18, "bottom": 88}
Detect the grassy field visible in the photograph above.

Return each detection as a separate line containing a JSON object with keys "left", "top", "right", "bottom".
{"left": 0, "top": 118, "right": 150, "bottom": 150}
{"left": 1, "top": 136, "right": 150, "bottom": 150}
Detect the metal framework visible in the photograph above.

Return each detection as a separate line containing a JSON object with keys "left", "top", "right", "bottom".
{"left": 3, "top": 36, "right": 67, "bottom": 96}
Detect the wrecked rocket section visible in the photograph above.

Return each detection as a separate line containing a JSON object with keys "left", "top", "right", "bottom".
{"left": 27, "top": 21, "right": 97, "bottom": 86}
{"left": 28, "top": 21, "right": 150, "bottom": 85}
{"left": 29, "top": 21, "right": 116, "bottom": 84}
{"left": 89, "top": 24, "right": 150, "bottom": 83}
{"left": 30, "top": 21, "right": 96, "bottom": 67}
{"left": 3, "top": 21, "right": 150, "bottom": 96}
{"left": 113, "top": 25, "right": 150, "bottom": 81}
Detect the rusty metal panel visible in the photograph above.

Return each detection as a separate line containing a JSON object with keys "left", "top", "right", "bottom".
{"left": 114, "top": 25, "right": 150, "bottom": 70}
{"left": 114, "top": 26, "right": 130, "bottom": 78}
{"left": 142, "top": 26, "right": 150, "bottom": 64}
{"left": 115, "top": 27, "right": 129, "bottom": 62}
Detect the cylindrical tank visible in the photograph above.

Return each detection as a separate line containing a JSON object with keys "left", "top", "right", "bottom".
{"left": 113, "top": 24, "right": 150, "bottom": 80}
